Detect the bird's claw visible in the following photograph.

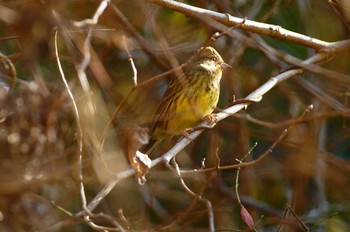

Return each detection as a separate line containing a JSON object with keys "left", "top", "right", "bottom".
{"left": 182, "top": 129, "right": 193, "bottom": 141}
{"left": 205, "top": 113, "right": 219, "bottom": 126}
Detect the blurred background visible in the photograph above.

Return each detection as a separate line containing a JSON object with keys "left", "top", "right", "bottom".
{"left": 0, "top": 0, "right": 349, "bottom": 231}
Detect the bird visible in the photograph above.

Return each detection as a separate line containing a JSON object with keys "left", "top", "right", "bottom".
{"left": 144, "top": 46, "right": 230, "bottom": 154}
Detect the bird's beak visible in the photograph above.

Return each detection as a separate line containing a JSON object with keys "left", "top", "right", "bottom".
{"left": 221, "top": 62, "right": 231, "bottom": 70}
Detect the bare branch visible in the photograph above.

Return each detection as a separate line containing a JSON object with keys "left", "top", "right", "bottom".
{"left": 86, "top": 52, "right": 320, "bottom": 213}
{"left": 123, "top": 36, "right": 138, "bottom": 85}
{"left": 148, "top": 0, "right": 350, "bottom": 51}
{"left": 166, "top": 159, "right": 215, "bottom": 232}
{"left": 54, "top": 29, "right": 86, "bottom": 212}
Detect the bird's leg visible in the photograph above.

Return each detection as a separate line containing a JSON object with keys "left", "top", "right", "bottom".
{"left": 188, "top": 113, "right": 219, "bottom": 132}
{"left": 182, "top": 129, "right": 194, "bottom": 141}
{"left": 205, "top": 113, "right": 219, "bottom": 123}
{"left": 203, "top": 113, "right": 219, "bottom": 128}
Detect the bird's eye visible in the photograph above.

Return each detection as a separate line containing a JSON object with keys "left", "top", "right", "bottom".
{"left": 211, "top": 57, "right": 217, "bottom": 61}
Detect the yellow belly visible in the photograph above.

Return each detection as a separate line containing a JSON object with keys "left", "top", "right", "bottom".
{"left": 165, "top": 86, "right": 219, "bottom": 136}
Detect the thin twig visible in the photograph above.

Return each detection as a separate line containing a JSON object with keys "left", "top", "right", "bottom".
{"left": 234, "top": 144, "right": 258, "bottom": 231}
{"left": 234, "top": 143, "right": 257, "bottom": 205}
{"left": 232, "top": 110, "right": 350, "bottom": 129}
{"left": 109, "top": 2, "right": 170, "bottom": 70}
{"left": 181, "top": 105, "right": 313, "bottom": 174}
{"left": 123, "top": 36, "right": 138, "bottom": 85}
{"left": 287, "top": 205, "right": 310, "bottom": 232}
{"left": 57, "top": 1, "right": 126, "bottom": 230}
{"left": 165, "top": 159, "right": 215, "bottom": 232}
{"left": 54, "top": 29, "right": 85, "bottom": 213}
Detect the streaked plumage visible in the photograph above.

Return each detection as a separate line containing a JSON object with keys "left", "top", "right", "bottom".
{"left": 146, "top": 46, "right": 228, "bottom": 154}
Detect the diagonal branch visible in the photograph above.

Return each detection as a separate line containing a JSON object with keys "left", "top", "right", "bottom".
{"left": 148, "top": 0, "right": 350, "bottom": 52}
{"left": 84, "top": 51, "right": 332, "bottom": 213}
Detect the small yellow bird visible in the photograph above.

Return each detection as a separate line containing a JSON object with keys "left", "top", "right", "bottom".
{"left": 145, "top": 46, "right": 229, "bottom": 154}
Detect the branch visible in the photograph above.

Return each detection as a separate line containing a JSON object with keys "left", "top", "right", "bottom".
{"left": 151, "top": 53, "right": 325, "bottom": 166}
{"left": 165, "top": 159, "right": 215, "bottom": 231}
{"left": 148, "top": 0, "right": 350, "bottom": 51}
{"left": 84, "top": 50, "right": 323, "bottom": 213}
{"left": 84, "top": 0, "right": 350, "bottom": 216}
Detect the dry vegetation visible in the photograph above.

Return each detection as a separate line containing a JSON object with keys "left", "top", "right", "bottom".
{"left": 0, "top": 0, "right": 350, "bottom": 231}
